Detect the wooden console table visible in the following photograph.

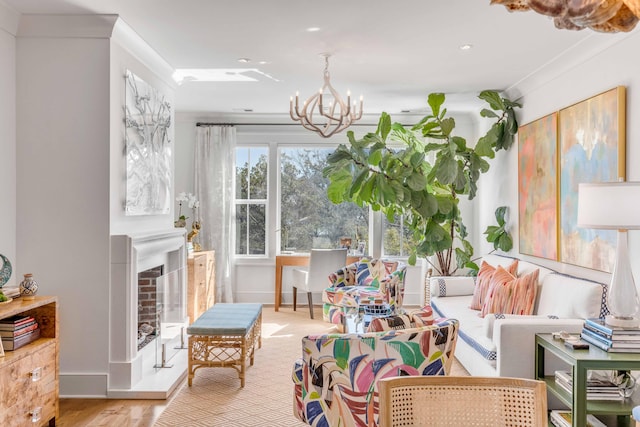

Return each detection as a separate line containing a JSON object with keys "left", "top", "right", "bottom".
{"left": 274, "top": 253, "right": 360, "bottom": 311}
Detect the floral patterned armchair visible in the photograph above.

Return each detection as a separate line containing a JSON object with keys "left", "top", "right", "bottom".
{"left": 322, "top": 259, "right": 407, "bottom": 327}
{"left": 292, "top": 318, "right": 459, "bottom": 427}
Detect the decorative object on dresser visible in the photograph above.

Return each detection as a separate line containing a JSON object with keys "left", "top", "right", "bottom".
{"left": 19, "top": 274, "right": 39, "bottom": 301}
{"left": 0, "top": 296, "right": 58, "bottom": 427}
{"left": 187, "top": 250, "right": 215, "bottom": 324}
{"left": 578, "top": 181, "right": 640, "bottom": 327}
{"left": 0, "top": 254, "right": 11, "bottom": 288}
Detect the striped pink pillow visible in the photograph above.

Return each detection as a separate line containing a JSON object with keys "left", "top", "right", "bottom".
{"left": 480, "top": 266, "right": 539, "bottom": 317}
{"left": 469, "top": 260, "right": 518, "bottom": 310}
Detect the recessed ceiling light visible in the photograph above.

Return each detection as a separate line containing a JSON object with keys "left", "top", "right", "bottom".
{"left": 258, "top": 61, "right": 268, "bottom": 65}
{"left": 459, "top": 44, "right": 473, "bottom": 51}
{"left": 306, "top": 27, "right": 321, "bottom": 32}
{"left": 237, "top": 58, "right": 251, "bottom": 63}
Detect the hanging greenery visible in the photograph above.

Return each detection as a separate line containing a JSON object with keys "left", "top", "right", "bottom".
{"left": 323, "top": 91, "right": 520, "bottom": 275}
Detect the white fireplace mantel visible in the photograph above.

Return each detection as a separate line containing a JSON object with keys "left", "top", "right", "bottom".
{"left": 109, "top": 228, "right": 188, "bottom": 397}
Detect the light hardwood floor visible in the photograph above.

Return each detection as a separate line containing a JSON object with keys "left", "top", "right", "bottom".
{"left": 57, "top": 388, "right": 180, "bottom": 427}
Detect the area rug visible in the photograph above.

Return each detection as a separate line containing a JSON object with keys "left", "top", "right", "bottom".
{"left": 154, "top": 306, "right": 469, "bottom": 427}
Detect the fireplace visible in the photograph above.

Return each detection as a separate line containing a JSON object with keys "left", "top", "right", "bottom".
{"left": 138, "top": 265, "right": 162, "bottom": 350}
{"left": 109, "top": 229, "right": 188, "bottom": 398}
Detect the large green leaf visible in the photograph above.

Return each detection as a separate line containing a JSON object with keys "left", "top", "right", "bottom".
{"left": 415, "top": 192, "right": 438, "bottom": 218}
{"left": 495, "top": 205, "right": 508, "bottom": 226}
{"left": 440, "top": 117, "right": 455, "bottom": 136}
{"left": 435, "top": 152, "right": 458, "bottom": 184}
{"left": 428, "top": 93, "right": 445, "bottom": 116}
{"left": 480, "top": 108, "right": 499, "bottom": 118}
{"left": 479, "top": 90, "right": 505, "bottom": 111}
{"left": 377, "top": 112, "right": 392, "bottom": 142}
{"left": 498, "top": 233, "right": 514, "bottom": 251}
{"left": 368, "top": 149, "right": 383, "bottom": 166}
{"left": 407, "top": 172, "right": 427, "bottom": 191}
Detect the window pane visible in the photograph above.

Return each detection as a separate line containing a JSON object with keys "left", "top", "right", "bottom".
{"left": 280, "top": 148, "right": 369, "bottom": 252}
{"left": 249, "top": 147, "right": 268, "bottom": 199}
{"left": 383, "top": 215, "right": 416, "bottom": 257}
{"left": 248, "top": 204, "right": 266, "bottom": 255}
{"left": 236, "top": 204, "right": 247, "bottom": 254}
{"left": 235, "top": 147, "right": 249, "bottom": 199}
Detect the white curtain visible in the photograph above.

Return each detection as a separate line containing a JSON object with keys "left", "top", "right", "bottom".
{"left": 194, "top": 125, "right": 236, "bottom": 303}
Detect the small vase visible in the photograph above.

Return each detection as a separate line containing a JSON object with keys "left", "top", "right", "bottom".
{"left": 19, "top": 274, "right": 38, "bottom": 300}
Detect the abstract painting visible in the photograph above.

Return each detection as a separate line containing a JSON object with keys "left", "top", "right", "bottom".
{"left": 518, "top": 112, "right": 558, "bottom": 260}
{"left": 559, "top": 86, "right": 625, "bottom": 272}
{"left": 125, "top": 70, "right": 173, "bottom": 215}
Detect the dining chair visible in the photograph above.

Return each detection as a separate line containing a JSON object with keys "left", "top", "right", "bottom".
{"left": 292, "top": 248, "right": 347, "bottom": 319}
{"left": 378, "top": 375, "right": 548, "bottom": 427}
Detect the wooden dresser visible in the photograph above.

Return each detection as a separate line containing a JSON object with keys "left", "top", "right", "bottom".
{"left": 187, "top": 251, "right": 215, "bottom": 323}
{"left": 0, "top": 296, "right": 58, "bottom": 427}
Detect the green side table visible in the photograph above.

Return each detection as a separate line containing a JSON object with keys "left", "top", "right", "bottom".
{"left": 535, "top": 333, "right": 640, "bottom": 427}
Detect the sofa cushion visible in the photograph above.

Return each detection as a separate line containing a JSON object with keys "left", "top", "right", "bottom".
{"left": 536, "top": 273, "right": 607, "bottom": 319}
{"left": 470, "top": 259, "right": 518, "bottom": 310}
{"left": 480, "top": 267, "right": 539, "bottom": 317}
{"left": 482, "top": 313, "right": 559, "bottom": 340}
{"left": 431, "top": 295, "right": 497, "bottom": 366}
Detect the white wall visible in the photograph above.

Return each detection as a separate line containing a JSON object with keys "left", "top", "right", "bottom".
{"left": 0, "top": 4, "right": 18, "bottom": 278}
{"left": 479, "top": 29, "right": 640, "bottom": 286}
{"left": 16, "top": 15, "right": 175, "bottom": 397}
{"left": 17, "top": 33, "right": 112, "bottom": 391}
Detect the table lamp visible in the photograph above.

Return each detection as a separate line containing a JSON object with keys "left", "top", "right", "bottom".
{"left": 577, "top": 181, "right": 640, "bottom": 328}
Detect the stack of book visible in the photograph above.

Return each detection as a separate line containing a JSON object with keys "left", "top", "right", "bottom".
{"left": 554, "top": 370, "right": 623, "bottom": 401}
{"left": 580, "top": 318, "right": 640, "bottom": 353}
{"left": 0, "top": 314, "right": 40, "bottom": 350}
{"left": 549, "top": 410, "right": 606, "bottom": 427}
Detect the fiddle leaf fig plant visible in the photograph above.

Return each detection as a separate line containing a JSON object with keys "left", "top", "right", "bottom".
{"left": 484, "top": 206, "right": 513, "bottom": 253}
{"left": 323, "top": 90, "right": 520, "bottom": 276}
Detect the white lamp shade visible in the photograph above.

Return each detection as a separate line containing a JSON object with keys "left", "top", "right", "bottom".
{"left": 577, "top": 182, "right": 640, "bottom": 230}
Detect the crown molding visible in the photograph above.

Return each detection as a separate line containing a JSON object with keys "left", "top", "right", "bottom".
{"left": 0, "top": 1, "right": 20, "bottom": 36}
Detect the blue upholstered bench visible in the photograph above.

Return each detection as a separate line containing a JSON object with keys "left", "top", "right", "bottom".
{"left": 186, "top": 303, "right": 262, "bottom": 387}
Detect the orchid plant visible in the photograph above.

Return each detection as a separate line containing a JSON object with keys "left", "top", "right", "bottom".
{"left": 175, "top": 192, "right": 199, "bottom": 227}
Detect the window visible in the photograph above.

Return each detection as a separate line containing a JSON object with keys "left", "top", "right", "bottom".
{"left": 383, "top": 214, "right": 417, "bottom": 257}
{"left": 235, "top": 146, "right": 268, "bottom": 255}
{"left": 280, "top": 147, "right": 368, "bottom": 252}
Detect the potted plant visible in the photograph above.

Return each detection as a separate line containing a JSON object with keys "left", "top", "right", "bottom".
{"left": 323, "top": 91, "right": 519, "bottom": 275}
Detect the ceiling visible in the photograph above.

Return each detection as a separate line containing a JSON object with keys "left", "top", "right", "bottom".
{"left": 3, "top": 0, "right": 637, "bottom": 117}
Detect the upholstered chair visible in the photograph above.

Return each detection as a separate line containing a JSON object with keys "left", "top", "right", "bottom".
{"left": 292, "top": 318, "right": 459, "bottom": 427}
{"left": 292, "top": 248, "right": 348, "bottom": 319}
{"left": 322, "top": 258, "right": 407, "bottom": 327}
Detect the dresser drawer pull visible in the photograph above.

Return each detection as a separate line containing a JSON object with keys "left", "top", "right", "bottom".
{"left": 30, "top": 406, "right": 42, "bottom": 423}
{"left": 30, "top": 367, "right": 42, "bottom": 382}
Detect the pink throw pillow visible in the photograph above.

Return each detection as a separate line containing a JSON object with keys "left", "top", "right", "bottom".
{"left": 480, "top": 266, "right": 539, "bottom": 317}
{"left": 469, "top": 259, "right": 518, "bottom": 310}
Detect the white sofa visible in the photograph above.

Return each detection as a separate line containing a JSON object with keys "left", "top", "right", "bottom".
{"left": 429, "top": 254, "right": 608, "bottom": 379}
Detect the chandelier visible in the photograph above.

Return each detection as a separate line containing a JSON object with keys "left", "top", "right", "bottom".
{"left": 290, "top": 54, "right": 363, "bottom": 138}
{"left": 492, "top": 0, "right": 640, "bottom": 32}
